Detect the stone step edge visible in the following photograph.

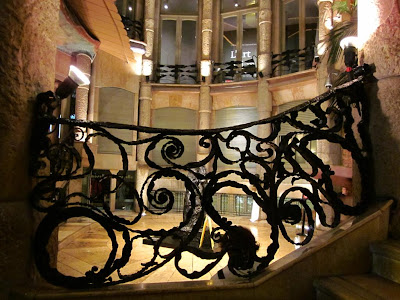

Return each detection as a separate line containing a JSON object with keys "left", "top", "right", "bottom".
{"left": 314, "top": 276, "right": 376, "bottom": 300}
{"left": 370, "top": 240, "right": 400, "bottom": 261}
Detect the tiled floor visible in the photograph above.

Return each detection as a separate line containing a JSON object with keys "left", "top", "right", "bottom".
{"left": 58, "top": 211, "right": 316, "bottom": 284}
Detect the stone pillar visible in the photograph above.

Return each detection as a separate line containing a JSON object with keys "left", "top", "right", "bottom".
{"left": 198, "top": 0, "right": 213, "bottom": 165}
{"left": 256, "top": 0, "right": 273, "bottom": 221}
{"left": 142, "top": 0, "right": 155, "bottom": 77}
{"left": 256, "top": 79, "right": 273, "bottom": 222}
{"left": 201, "top": 0, "right": 213, "bottom": 84}
{"left": 315, "top": 1, "right": 337, "bottom": 226}
{"left": 316, "top": 0, "right": 332, "bottom": 94}
{"left": 136, "top": 83, "right": 152, "bottom": 209}
{"left": 316, "top": 0, "right": 340, "bottom": 166}
{"left": 198, "top": 86, "right": 212, "bottom": 163}
{"left": 258, "top": 0, "right": 272, "bottom": 76}
{"left": 0, "top": 0, "right": 59, "bottom": 287}
{"left": 74, "top": 53, "right": 92, "bottom": 122}
{"left": 109, "top": 170, "right": 118, "bottom": 211}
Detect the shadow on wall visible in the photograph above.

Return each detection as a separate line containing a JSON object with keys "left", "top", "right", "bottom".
{"left": 367, "top": 73, "right": 400, "bottom": 238}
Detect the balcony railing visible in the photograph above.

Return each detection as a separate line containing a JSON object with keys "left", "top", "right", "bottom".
{"left": 155, "top": 64, "right": 199, "bottom": 84}
{"left": 30, "top": 65, "right": 373, "bottom": 288}
{"left": 271, "top": 46, "right": 315, "bottom": 77}
{"left": 212, "top": 59, "right": 258, "bottom": 83}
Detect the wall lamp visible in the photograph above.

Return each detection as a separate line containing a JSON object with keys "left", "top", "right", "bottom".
{"left": 130, "top": 39, "right": 146, "bottom": 55}
{"left": 56, "top": 66, "right": 90, "bottom": 99}
{"left": 200, "top": 60, "right": 212, "bottom": 78}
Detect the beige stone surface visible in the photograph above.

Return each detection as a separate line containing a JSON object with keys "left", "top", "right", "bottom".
{"left": 152, "top": 91, "right": 200, "bottom": 110}
{"left": 361, "top": 0, "right": 400, "bottom": 238}
{"left": 0, "top": 0, "right": 59, "bottom": 287}
{"left": 212, "top": 92, "right": 257, "bottom": 110}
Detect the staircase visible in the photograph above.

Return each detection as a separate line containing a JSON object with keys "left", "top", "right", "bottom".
{"left": 314, "top": 239, "right": 400, "bottom": 299}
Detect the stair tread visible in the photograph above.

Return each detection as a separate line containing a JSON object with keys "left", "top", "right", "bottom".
{"left": 370, "top": 239, "right": 400, "bottom": 259}
{"left": 315, "top": 273, "right": 400, "bottom": 300}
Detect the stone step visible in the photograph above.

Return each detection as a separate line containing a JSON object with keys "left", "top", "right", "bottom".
{"left": 370, "top": 239, "right": 400, "bottom": 284}
{"left": 314, "top": 274, "right": 400, "bottom": 300}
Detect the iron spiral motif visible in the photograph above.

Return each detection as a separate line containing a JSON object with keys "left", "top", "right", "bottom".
{"left": 30, "top": 66, "right": 373, "bottom": 289}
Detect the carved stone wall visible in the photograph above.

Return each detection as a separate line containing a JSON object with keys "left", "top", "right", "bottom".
{"left": 0, "top": 0, "right": 59, "bottom": 287}
{"left": 361, "top": 0, "right": 400, "bottom": 237}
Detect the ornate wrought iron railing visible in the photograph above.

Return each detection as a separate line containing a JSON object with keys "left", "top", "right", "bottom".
{"left": 271, "top": 46, "right": 315, "bottom": 77}
{"left": 155, "top": 63, "right": 199, "bottom": 84}
{"left": 212, "top": 59, "right": 257, "bottom": 83}
{"left": 30, "top": 65, "right": 373, "bottom": 289}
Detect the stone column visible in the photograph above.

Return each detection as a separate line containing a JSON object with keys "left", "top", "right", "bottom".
{"left": 316, "top": 0, "right": 339, "bottom": 165}
{"left": 258, "top": 0, "right": 272, "bottom": 77}
{"left": 142, "top": 0, "right": 155, "bottom": 78}
{"left": 0, "top": 0, "right": 59, "bottom": 287}
{"left": 255, "top": 79, "right": 273, "bottom": 222}
{"left": 74, "top": 53, "right": 92, "bottom": 122}
{"left": 197, "top": 0, "right": 213, "bottom": 165}
{"left": 315, "top": 1, "right": 337, "bottom": 226}
{"left": 316, "top": 0, "right": 332, "bottom": 94}
{"left": 201, "top": 0, "right": 213, "bottom": 84}
{"left": 316, "top": 1, "right": 341, "bottom": 168}
{"left": 136, "top": 83, "right": 152, "bottom": 209}
{"left": 109, "top": 170, "right": 119, "bottom": 212}
{"left": 198, "top": 86, "right": 212, "bottom": 163}
{"left": 255, "top": 0, "right": 273, "bottom": 221}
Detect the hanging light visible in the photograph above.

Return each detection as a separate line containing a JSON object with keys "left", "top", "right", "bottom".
{"left": 234, "top": 0, "right": 239, "bottom": 7}
{"left": 163, "top": 0, "right": 169, "bottom": 9}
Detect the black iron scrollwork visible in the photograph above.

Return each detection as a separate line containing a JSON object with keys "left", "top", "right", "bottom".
{"left": 30, "top": 66, "right": 373, "bottom": 288}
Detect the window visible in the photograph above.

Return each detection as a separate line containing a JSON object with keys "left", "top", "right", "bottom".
{"left": 221, "top": 0, "right": 258, "bottom": 13}
{"left": 280, "top": 0, "right": 318, "bottom": 74}
{"left": 157, "top": 0, "right": 198, "bottom": 84}
{"left": 221, "top": 6, "right": 258, "bottom": 81}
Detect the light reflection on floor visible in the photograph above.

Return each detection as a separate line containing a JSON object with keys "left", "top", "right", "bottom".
{"left": 57, "top": 211, "right": 317, "bottom": 284}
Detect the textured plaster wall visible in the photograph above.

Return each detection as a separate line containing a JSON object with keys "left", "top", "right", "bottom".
{"left": 0, "top": 0, "right": 59, "bottom": 287}
{"left": 362, "top": 0, "right": 400, "bottom": 237}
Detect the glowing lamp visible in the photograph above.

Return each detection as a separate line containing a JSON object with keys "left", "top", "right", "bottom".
{"left": 56, "top": 66, "right": 90, "bottom": 99}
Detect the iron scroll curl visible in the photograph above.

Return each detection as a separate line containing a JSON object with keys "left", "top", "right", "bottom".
{"left": 30, "top": 67, "right": 373, "bottom": 288}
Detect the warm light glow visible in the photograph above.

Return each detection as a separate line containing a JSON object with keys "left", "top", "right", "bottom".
{"left": 200, "top": 60, "right": 211, "bottom": 77}
{"left": 142, "top": 59, "right": 153, "bottom": 76}
{"left": 69, "top": 66, "right": 90, "bottom": 86}
{"left": 128, "top": 6, "right": 132, "bottom": 11}
{"left": 340, "top": 36, "right": 360, "bottom": 49}
{"left": 324, "top": 17, "right": 333, "bottom": 30}
{"left": 317, "top": 42, "right": 326, "bottom": 56}
{"left": 130, "top": 39, "right": 147, "bottom": 55}
{"left": 130, "top": 57, "right": 142, "bottom": 75}
{"left": 358, "top": 0, "right": 380, "bottom": 49}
